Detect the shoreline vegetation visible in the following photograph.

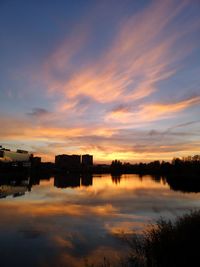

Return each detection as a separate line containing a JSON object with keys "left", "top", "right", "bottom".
{"left": 0, "top": 155, "right": 200, "bottom": 176}
{"left": 0, "top": 155, "right": 200, "bottom": 194}
{"left": 86, "top": 210, "right": 200, "bottom": 267}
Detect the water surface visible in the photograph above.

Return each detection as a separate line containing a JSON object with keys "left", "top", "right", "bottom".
{"left": 0, "top": 174, "right": 200, "bottom": 267}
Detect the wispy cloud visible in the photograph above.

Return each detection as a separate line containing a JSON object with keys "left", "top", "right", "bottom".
{"left": 106, "top": 96, "right": 200, "bottom": 124}
{"left": 26, "top": 108, "right": 51, "bottom": 118}
{"left": 41, "top": 0, "right": 200, "bottom": 133}
{"left": 1, "top": 0, "right": 200, "bottom": 162}
{"left": 45, "top": 0, "right": 196, "bottom": 106}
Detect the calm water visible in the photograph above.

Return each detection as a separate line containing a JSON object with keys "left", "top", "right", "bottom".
{"left": 0, "top": 173, "right": 200, "bottom": 267}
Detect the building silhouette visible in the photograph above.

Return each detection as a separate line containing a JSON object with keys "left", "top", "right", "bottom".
{"left": 82, "top": 154, "right": 93, "bottom": 166}
{"left": 0, "top": 146, "right": 31, "bottom": 167}
{"left": 30, "top": 156, "right": 41, "bottom": 168}
{"left": 55, "top": 154, "right": 81, "bottom": 171}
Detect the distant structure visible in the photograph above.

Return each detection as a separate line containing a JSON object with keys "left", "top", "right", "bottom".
{"left": 55, "top": 154, "right": 81, "bottom": 170}
{"left": 0, "top": 146, "right": 31, "bottom": 167}
{"left": 82, "top": 154, "right": 93, "bottom": 166}
{"left": 0, "top": 146, "right": 42, "bottom": 168}
{"left": 30, "top": 156, "right": 42, "bottom": 168}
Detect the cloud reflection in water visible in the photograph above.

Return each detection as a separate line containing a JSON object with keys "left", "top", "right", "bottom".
{"left": 0, "top": 174, "right": 200, "bottom": 266}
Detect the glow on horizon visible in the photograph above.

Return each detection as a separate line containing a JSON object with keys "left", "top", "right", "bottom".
{"left": 0, "top": 0, "right": 200, "bottom": 163}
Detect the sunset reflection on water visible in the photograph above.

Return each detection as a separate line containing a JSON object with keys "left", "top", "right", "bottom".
{"left": 0, "top": 174, "right": 200, "bottom": 267}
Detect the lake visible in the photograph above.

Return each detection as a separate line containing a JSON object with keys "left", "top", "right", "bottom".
{"left": 0, "top": 173, "right": 200, "bottom": 267}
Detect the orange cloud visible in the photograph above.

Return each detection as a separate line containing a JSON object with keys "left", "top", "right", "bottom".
{"left": 106, "top": 96, "right": 200, "bottom": 124}
{"left": 1, "top": 111, "right": 200, "bottom": 162}
{"left": 44, "top": 0, "right": 191, "bottom": 106}
{"left": 2, "top": 1, "right": 200, "bottom": 163}
{"left": 1, "top": 202, "right": 118, "bottom": 218}
{"left": 137, "top": 97, "right": 200, "bottom": 122}
{"left": 0, "top": 114, "right": 115, "bottom": 142}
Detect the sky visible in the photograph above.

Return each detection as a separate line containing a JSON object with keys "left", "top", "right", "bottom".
{"left": 0, "top": 0, "right": 200, "bottom": 163}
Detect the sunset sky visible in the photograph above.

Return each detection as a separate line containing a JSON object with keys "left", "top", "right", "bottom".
{"left": 0, "top": 0, "right": 200, "bottom": 163}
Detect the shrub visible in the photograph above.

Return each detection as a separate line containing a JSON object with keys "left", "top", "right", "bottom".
{"left": 128, "top": 210, "right": 200, "bottom": 267}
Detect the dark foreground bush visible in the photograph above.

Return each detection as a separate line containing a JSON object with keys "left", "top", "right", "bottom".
{"left": 127, "top": 210, "right": 200, "bottom": 267}
{"left": 86, "top": 210, "right": 200, "bottom": 267}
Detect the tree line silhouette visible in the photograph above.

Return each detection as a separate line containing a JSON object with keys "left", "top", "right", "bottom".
{"left": 110, "top": 155, "right": 200, "bottom": 176}
{"left": 1, "top": 154, "right": 200, "bottom": 177}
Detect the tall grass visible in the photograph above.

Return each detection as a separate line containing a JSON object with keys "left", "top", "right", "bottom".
{"left": 127, "top": 210, "right": 200, "bottom": 267}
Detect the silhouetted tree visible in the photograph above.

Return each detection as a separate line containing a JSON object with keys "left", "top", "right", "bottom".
{"left": 111, "top": 160, "right": 123, "bottom": 173}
